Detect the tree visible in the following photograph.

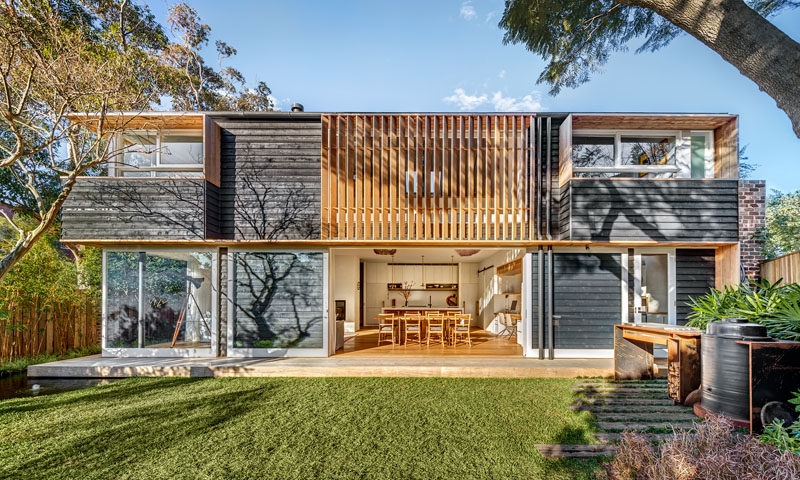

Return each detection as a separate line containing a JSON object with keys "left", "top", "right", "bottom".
{"left": 499, "top": 0, "right": 800, "bottom": 137}
{"left": 0, "top": 0, "right": 166, "bottom": 279}
{"left": 161, "top": 3, "right": 274, "bottom": 112}
{"left": 762, "top": 190, "right": 800, "bottom": 259}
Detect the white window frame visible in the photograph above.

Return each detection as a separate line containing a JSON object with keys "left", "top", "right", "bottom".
{"left": 101, "top": 247, "right": 220, "bottom": 358}
{"left": 572, "top": 129, "right": 713, "bottom": 178}
{"left": 112, "top": 129, "right": 204, "bottom": 177}
{"left": 226, "top": 247, "right": 329, "bottom": 358}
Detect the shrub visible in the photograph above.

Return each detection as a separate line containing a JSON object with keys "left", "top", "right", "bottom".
{"left": 759, "top": 390, "right": 800, "bottom": 456}
{"left": 686, "top": 279, "right": 800, "bottom": 340}
{"left": 604, "top": 415, "right": 800, "bottom": 480}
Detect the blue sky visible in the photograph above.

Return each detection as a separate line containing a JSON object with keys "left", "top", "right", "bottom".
{"left": 147, "top": 0, "right": 800, "bottom": 192}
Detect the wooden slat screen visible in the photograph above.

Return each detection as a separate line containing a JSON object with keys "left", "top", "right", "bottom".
{"left": 321, "top": 114, "right": 535, "bottom": 241}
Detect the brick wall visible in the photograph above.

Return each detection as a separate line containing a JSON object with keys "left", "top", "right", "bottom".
{"left": 738, "top": 180, "right": 766, "bottom": 281}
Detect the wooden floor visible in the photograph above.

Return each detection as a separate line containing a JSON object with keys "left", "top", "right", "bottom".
{"left": 336, "top": 327, "right": 523, "bottom": 357}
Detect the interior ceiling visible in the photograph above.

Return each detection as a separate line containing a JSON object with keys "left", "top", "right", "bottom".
{"left": 331, "top": 247, "right": 506, "bottom": 263}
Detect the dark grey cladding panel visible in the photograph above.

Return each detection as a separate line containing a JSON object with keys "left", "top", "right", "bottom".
{"left": 676, "top": 249, "right": 716, "bottom": 325}
{"left": 61, "top": 178, "right": 205, "bottom": 240}
{"left": 216, "top": 118, "right": 322, "bottom": 240}
{"left": 567, "top": 179, "right": 739, "bottom": 242}
{"left": 553, "top": 253, "right": 622, "bottom": 349}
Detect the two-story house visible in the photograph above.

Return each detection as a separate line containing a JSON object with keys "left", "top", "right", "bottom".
{"left": 60, "top": 110, "right": 765, "bottom": 360}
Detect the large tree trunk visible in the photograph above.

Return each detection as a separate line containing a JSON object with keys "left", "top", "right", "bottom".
{"left": 623, "top": 0, "right": 800, "bottom": 137}
{"left": 0, "top": 176, "right": 77, "bottom": 280}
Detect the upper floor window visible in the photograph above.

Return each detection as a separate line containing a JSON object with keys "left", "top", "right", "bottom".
{"left": 573, "top": 130, "right": 712, "bottom": 179}
{"left": 116, "top": 131, "right": 203, "bottom": 177}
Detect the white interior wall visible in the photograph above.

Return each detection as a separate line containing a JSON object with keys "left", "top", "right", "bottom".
{"left": 333, "top": 255, "right": 360, "bottom": 333}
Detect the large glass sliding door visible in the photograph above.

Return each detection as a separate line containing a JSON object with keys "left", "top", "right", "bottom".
{"left": 227, "top": 250, "right": 328, "bottom": 357}
{"left": 103, "top": 249, "right": 217, "bottom": 357}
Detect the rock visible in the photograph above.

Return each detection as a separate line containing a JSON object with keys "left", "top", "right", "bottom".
{"left": 684, "top": 387, "right": 701, "bottom": 407}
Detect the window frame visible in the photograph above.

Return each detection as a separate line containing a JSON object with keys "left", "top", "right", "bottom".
{"left": 112, "top": 129, "right": 204, "bottom": 178}
{"left": 572, "top": 129, "right": 714, "bottom": 178}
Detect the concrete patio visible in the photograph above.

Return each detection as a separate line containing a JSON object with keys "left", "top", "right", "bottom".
{"left": 27, "top": 355, "right": 613, "bottom": 379}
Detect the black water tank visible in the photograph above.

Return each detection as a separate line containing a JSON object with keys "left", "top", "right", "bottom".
{"left": 701, "top": 318, "right": 772, "bottom": 421}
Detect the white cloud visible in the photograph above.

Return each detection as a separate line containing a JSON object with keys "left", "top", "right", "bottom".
{"left": 485, "top": 10, "right": 497, "bottom": 22}
{"left": 442, "top": 88, "right": 488, "bottom": 111}
{"left": 460, "top": 1, "right": 476, "bottom": 20}
{"left": 490, "top": 91, "right": 543, "bottom": 112}
{"left": 497, "top": 69, "right": 506, "bottom": 79}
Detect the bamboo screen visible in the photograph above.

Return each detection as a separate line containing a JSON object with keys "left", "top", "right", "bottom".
{"left": 321, "top": 114, "right": 536, "bottom": 241}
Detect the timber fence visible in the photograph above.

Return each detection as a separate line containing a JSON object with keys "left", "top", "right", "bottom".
{"left": 0, "top": 296, "right": 99, "bottom": 363}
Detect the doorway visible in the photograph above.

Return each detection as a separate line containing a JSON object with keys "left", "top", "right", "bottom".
{"left": 632, "top": 250, "right": 676, "bottom": 324}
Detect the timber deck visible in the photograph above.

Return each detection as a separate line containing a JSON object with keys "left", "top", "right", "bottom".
{"left": 27, "top": 355, "right": 612, "bottom": 379}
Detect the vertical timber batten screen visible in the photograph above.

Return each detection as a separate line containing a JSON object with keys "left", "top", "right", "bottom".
{"left": 321, "top": 114, "right": 536, "bottom": 241}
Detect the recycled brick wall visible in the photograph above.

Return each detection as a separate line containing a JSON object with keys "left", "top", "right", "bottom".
{"left": 739, "top": 180, "right": 766, "bottom": 281}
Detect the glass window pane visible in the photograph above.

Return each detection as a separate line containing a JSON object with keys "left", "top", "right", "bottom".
{"left": 691, "top": 135, "right": 707, "bottom": 178}
{"left": 104, "top": 250, "right": 213, "bottom": 349}
{"left": 572, "top": 136, "right": 614, "bottom": 168}
{"left": 154, "top": 171, "right": 203, "bottom": 178}
{"left": 143, "top": 251, "right": 212, "bottom": 348}
{"left": 105, "top": 252, "right": 141, "bottom": 348}
{"left": 620, "top": 136, "right": 675, "bottom": 166}
{"left": 161, "top": 134, "right": 203, "bottom": 165}
{"left": 121, "top": 170, "right": 152, "bottom": 178}
{"left": 232, "top": 252, "right": 324, "bottom": 349}
{"left": 122, "top": 133, "right": 156, "bottom": 168}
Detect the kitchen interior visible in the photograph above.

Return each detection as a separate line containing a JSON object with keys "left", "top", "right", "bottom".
{"left": 330, "top": 247, "right": 525, "bottom": 355}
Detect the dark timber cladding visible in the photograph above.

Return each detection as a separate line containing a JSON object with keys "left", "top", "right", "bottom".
{"left": 528, "top": 253, "right": 622, "bottom": 351}
{"left": 676, "top": 249, "right": 716, "bottom": 325}
{"left": 216, "top": 117, "right": 322, "bottom": 240}
{"left": 553, "top": 254, "right": 622, "bottom": 349}
{"left": 61, "top": 178, "right": 206, "bottom": 240}
{"left": 565, "top": 179, "right": 739, "bottom": 242}
{"left": 321, "top": 114, "right": 543, "bottom": 241}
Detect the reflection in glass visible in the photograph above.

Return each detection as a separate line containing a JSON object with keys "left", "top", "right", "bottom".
{"left": 573, "top": 135, "right": 614, "bottom": 178}
{"left": 122, "top": 133, "right": 156, "bottom": 168}
{"left": 161, "top": 134, "right": 203, "bottom": 165}
{"left": 620, "top": 136, "right": 676, "bottom": 178}
{"left": 232, "top": 252, "right": 324, "bottom": 349}
{"left": 105, "top": 250, "right": 213, "bottom": 349}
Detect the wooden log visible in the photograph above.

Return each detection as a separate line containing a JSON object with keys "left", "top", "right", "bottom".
{"left": 614, "top": 325, "right": 655, "bottom": 380}
{"left": 535, "top": 444, "right": 616, "bottom": 458}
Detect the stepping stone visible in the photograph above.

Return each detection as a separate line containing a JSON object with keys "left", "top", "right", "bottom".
{"left": 574, "top": 398, "right": 674, "bottom": 406}
{"left": 595, "top": 433, "right": 675, "bottom": 444}
{"left": 535, "top": 444, "right": 616, "bottom": 458}
{"left": 596, "top": 421, "right": 697, "bottom": 431}
{"left": 573, "top": 379, "right": 667, "bottom": 385}
{"left": 571, "top": 405, "right": 691, "bottom": 413}
{"left": 576, "top": 391, "right": 666, "bottom": 399}
{"left": 593, "top": 412, "right": 697, "bottom": 421}
{"left": 572, "top": 387, "right": 666, "bottom": 393}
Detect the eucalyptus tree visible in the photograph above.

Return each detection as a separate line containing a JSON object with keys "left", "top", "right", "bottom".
{"left": 500, "top": 0, "right": 800, "bottom": 137}
{"left": 0, "top": 0, "right": 166, "bottom": 280}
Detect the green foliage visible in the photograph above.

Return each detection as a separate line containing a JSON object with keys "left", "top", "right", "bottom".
{"left": 759, "top": 390, "right": 800, "bottom": 456}
{"left": 762, "top": 189, "right": 800, "bottom": 259}
{"left": 686, "top": 279, "right": 800, "bottom": 340}
{"left": 0, "top": 217, "right": 97, "bottom": 314}
{"left": 499, "top": 0, "right": 799, "bottom": 94}
{"left": 0, "top": 345, "right": 100, "bottom": 376}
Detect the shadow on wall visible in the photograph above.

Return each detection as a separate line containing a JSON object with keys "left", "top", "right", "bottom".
{"left": 232, "top": 252, "right": 323, "bottom": 349}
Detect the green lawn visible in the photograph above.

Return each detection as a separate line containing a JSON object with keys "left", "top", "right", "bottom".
{"left": 0, "top": 377, "right": 602, "bottom": 479}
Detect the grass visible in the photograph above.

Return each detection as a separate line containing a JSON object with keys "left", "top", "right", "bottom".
{"left": 0, "top": 377, "right": 602, "bottom": 479}
{"left": 0, "top": 345, "right": 101, "bottom": 377}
